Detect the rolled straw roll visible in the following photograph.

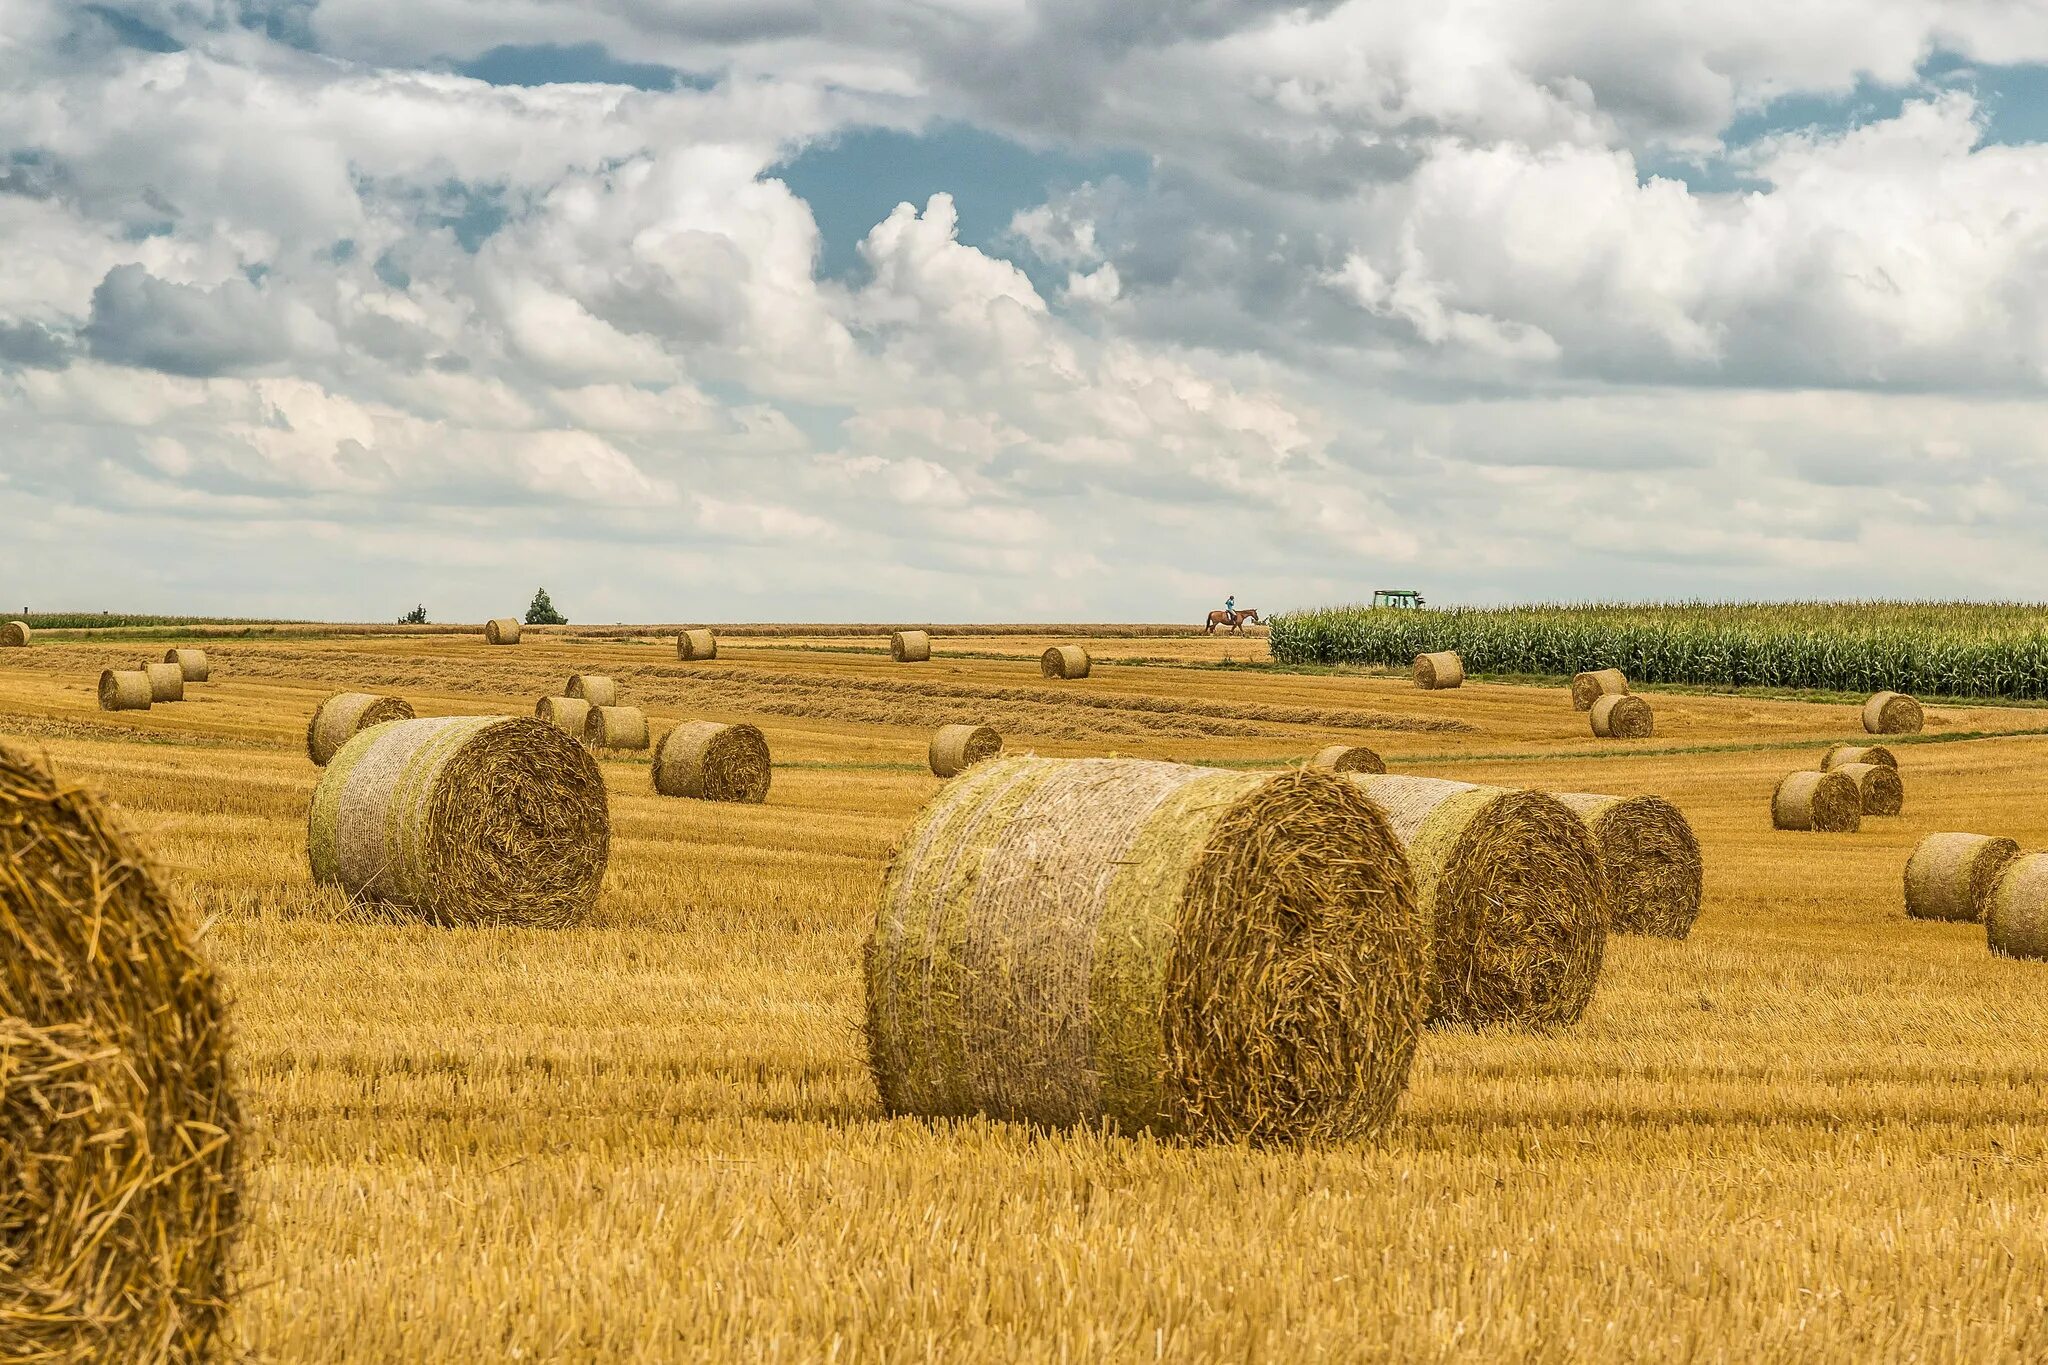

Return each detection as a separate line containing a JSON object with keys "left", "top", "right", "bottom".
{"left": 867, "top": 759, "right": 1432, "bottom": 1145}
{"left": 1863, "top": 691, "right": 1923, "bottom": 735}
{"left": 1, "top": 620, "right": 27, "bottom": 647}
{"left": 1041, "top": 645, "right": 1091, "bottom": 679}
{"left": 1347, "top": 774, "right": 1606, "bottom": 1029}
{"left": 98, "top": 669, "right": 152, "bottom": 711}
{"left": 164, "top": 648, "right": 209, "bottom": 682}
{"left": 1772, "top": 770, "right": 1860, "bottom": 832}
{"left": 677, "top": 628, "right": 718, "bottom": 661}
{"left": 1, "top": 740, "right": 239, "bottom": 1361}
{"left": 891, "top": 630, "right": 932, "bottom": 663}
{"left": 1823, "top": 744, "right": 1897, "bottom": 771}
{"left": 1904, "top": 833, "right": 2019, "bottom": 923}
{"left": 1554, "top": 793, "right": 1702, "bottom": 938}
{"left": 143, "top": 661, "right": 185, "bottom": 703}
{"left": 929, "top": 723, "right": 1002, "bottom": 778}
{"left": 582, "top": 705, "right": 649, "bottom": 751}
{"left": 306, "top": 692, "right": 415, "bottom": 766}
{"left": 1835, "top": 761, "right": 1903, "bottom": 816}
{"left": 1589, "top": 693, "right": 1653, "bottom": 739}
{"left": 534, "top": 696, "right": 592, "bottom": 737}
{"left": 1308, "top": 744, "right": 1387, "bottom": 775}
{"left": 564, "top": 674, "right": 618, "bottom": 706}
{"left": 1413, "top": 651, "right": 1464, "bottom": 690}
{"left": 308, "top": 716, "right": 609, "bottom": 927}
{"left": 1987, "top": 854, "right": 2048, "bottom": 960}
{"left": 484, "top": 617, "right": 522, "bottom": 645}
{"left": 652, "top": 720, "right": 771, "bottom": 803}
{"left": 1570, "top": 668, "right": 1629, "bottom": 711}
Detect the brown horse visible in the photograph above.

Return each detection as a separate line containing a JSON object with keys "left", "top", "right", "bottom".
{"left": 1204, "top": 608, "right": 1260, "bottom": 634}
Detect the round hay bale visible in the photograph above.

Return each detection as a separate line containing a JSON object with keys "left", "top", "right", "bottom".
{"left": 1413, "top": 651, "right": 1464, "bottom": 690}
{"left": 891, "top": 630, "right": 933, "bottom": 663}
{"left": 1589, "top": 693, "right": 1654, "bottom": 739}
{"left": 866, "top": 759, "right": 1432, "bottom": 1145}
{"left": 652, "top": 720, "right": 771, "bottom": 803}
{"left": 0, "top": 740, "right": 240, "bottom": 1360}
{"left": 929, "top": 723, "right": 1003, "bottom": 778}
{"left": 1987, "top": 854, "right": 2048, "bottom": 960}
{"left": 143, "top": 661, "right": 185, "bottom": 703}
{"left": 484, "top": 617, "right": 522, "bottom": 645}
{"left": 1835, "top": 761, "right": 1903, "bottom": 816}
{"left": 534, "top": 695, "right": 592, "bottom": 738}
{"left": 1905, "top": 832, "right": 2019, "bottom": 923}
{"left": 1347, "top": 774, "right": 1606, "bottom": 1030}
{"left": 1308, "top": 744, "right": 1387, "bottom": 775}
{"left": 1823, "top": 744, "right": 1897, "bottom": 771}
{"left": 581, "top": 705, "right": 649, "bottom": 751}
{"left": 677, "top": 628, "right": 718, "bottom": 661}
{"left": 1570, "top": 668, "right": 1629, "bottom": 711}
{"left": 564, "top": 674, "right": 618, "bottom": 706}
{"left": 1772, "top": 770, "right": 1861, "bottom": 832}
{"left": 1554, "top": 793, "right": 1702, "bottom": 938}
{"left": 1041, "top": 645, "right": 1091, "bottom": 680}
{"left": 306, "top": 692, "right": 415, "bottom": 766}
{"left": 1863, "top": 691, "right": 1923, "bottom": 735}
{"left": 164, "top": 648, "right": 210, "bottom": 682}
{"left": 97, "top": 669, "right": 152, "bottom": 712}
{"left": 1, "top": 620, "right": 28, "bottom": 647}
{"left": 307, "top": 716, "right": 608, "bottom": 928}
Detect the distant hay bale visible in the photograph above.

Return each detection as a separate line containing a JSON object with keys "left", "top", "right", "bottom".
{"left": 652, "top": 720, "right": 771, "bottom": 803}
{"left": 1987, "top": 854, "right": 2048, "bottom": 960}
{"left": 1905, "top": 832, "right": 2019, "bottom": 923}
{"left": 929, "top": 723, "right": 1003, "bottom": 778}
{"left": 97, "top": 669, "right": 152, "bottom": 712}
{"left": 306, "top": 692, "right": 415, "bottom": 766}
{"left": 1570, "top": 668, "right": 1629, "bottom": 711}
{"left": 534, "top": 695, "right": 592, "bottom": 737}
{"left": 677, "top": 629, "right": 718, "bottom": 661}
{"left": 1835, "top": 761, "right": 1904, "bottom": 816}
{"left": 308, "top": 716, "right": 609, "bottom": 928}
{"left": 484, "top": 618, "right": 522, "bottom": 645}
{"left": 867, "top": 759, "right": 1433, "bottom": 1145}
{"left": 1589, "top": 693, "right": 1654, "bottom": 739}
{"left": 1041, "top": 645, "right": 1091, "bottom": 679}
{"left": 0, "top": 740, "right": 240, "bottom": 1361}
{"left": 565, "top": 674, "right": 618, "bottom": 706}
{"left": 1772, "top": 770, "right": 1861, "bottom": 832}
{"left": 1863, "top": 691, "right": 1923, "bottom": 735}
{"left": 1413, "top": 651, "right": 1464, "bottom": 690}
{"left": 1554, "top": 793, "right": 1703, "bottom": 938}
{"left": 1, "top": 620, "right": 27, "bottom": 647}
{"left": 164, "top": 648, "right": 210, "bottom": 682}
{"left": 891, "top": 630, "right": 932, "bottom": 663}
{"left": 1308, "top": 744, "right": 1387, "bottom": 775}
{"left": 1823, "top": 744, "right": 1897, "bottom": 771}
{"left": 581, "top": 705, "right": 649, "bottom": 750}
{"left": 143, "top": 661, "right": 185, "bottom": 703}
{"left": 1348, "top": 773, "right": 1606, "bottom": 1029}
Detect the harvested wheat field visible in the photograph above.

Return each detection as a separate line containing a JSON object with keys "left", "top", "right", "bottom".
{"left": 6, "top": 625, "right": 2048, "bottom": 1361}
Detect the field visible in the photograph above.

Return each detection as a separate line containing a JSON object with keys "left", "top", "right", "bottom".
{"left": 8, "top": 627, "right": 2048, "bottom": 1361}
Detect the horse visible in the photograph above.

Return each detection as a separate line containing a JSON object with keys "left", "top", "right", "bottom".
{"left": 1204, "top": 608, "right": 1260, "bottom": 634}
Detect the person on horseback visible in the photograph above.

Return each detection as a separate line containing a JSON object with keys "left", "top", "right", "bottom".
{"left": 1224, "top": 594, "right": 1236, "bottom": 623}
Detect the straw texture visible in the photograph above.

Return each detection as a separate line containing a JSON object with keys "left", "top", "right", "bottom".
{"left": 866, "top": 758, "right": 1432, "bottom": 1145}
{"left": 1863, "top": 691, "right": 1923, "bottom": 734}
{"left": 1823, "top": 744, "right": 1897, "bottom": 771}
{"left": 1589, "top": 693, "right": 1653, "bottom": 739}
{"left": 534, "top": 696, "right": 592, "bottom": 737}
{"left": 1308, "top": 744, "right": 1387, "bottom": 775}
{"left": 164, "top": 648, "right": 210, "bottom": 682}
{"left": 1835, "top": 761, "right": 1903, "bottom": 815}
{"left": 582, "top": 705, "right": 649, "bottom": 751}
{"left": 1413, "top": 651, "right": 1464, "bottom": 689}
{"left": 144, "top": 661, "right": 185, "bottom": 703}
{"left": 891, "top": 630, "right": 933, "bottom": 663}
{"left": 1570, "top": 668, "right": 1629, "bottom": 711}
{"left": 652, "top": 721, "right": 771, "bottom": 803}
{"left": 1555, "top": 793, "right": 1703, "bottom": 938}
{"left": 98, "top": 669, "right": 152, "bottom": 712}
{"left": 1041, "top": 645, "right": 1092, "bottom": 680}
{"left": 0, "top": 620, "right": 27, "bottom": 647}
{"left": 306, "top": 692, "right": 415, "bottom": 766}
{"left": 929, "top": 724, "right": 1003, "bottom": 778}
{"left": 677, "top": 629, "right": 718, "bottom": 661}
{"left": 565, "top": 674, "right": 618, "bottom": 706}
{"left": 1, "top": 740, "right": 240, "bottom": 1362}
{"left": 308, "top": 716, "right": 609, "bottom": 928}
{"left": 1987, "top": 854, "right": 2048, "bottom": 960}
{"left": 1904, "top": 832, "right": 2019, "bottom": 923}
{"left": 484, "top": 618, "right": 522, "bottom": 645}
{"left": 1772, "top": 770, "right": 1860, "bottom": 832}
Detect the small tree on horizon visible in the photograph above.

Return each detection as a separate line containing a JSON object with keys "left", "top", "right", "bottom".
{"left": 399, "top": 604, "right": 428, "bottom": 624}
{"left": 525, "top": 588, "right": 568, "bottom": 626}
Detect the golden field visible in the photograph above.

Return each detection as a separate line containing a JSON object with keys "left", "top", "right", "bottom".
{"left": 7, "top": 628, "right": 2048, "bottom": 1363}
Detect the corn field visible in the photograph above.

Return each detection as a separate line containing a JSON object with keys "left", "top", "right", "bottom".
{"left": 1268, "top": 602, "right": 2048, "bottom": 700}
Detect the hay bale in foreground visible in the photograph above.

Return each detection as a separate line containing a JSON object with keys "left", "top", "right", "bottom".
{"left": 1823, "top": 744, "right": 1897, "bottom": 771}
{"left": 1988, "top": 854, "right": 2048, "bottom": 960}
{"left": 1, "top": 620, "right": 27, "bottom": 647}
{"left": 867, "top": 759, "right": 1432, "bottom": 1145}
{"left": 1308, "top": 744, "right": 1387, "bottom": 775}
{"left": 1590, "top": 693, "right": 1654, "bottom": 739}
{"left": 1772, "top": 770, "right": 1860, "bottom": 832}
{"left": 1905, "top": 833, "right": 2019, "bottom": 923}
{"left": 565, "top": 674, "right": 618, "bottom": 706}
{"left": 534, "top": 695, "right": 592, "bottom": 737}
{"left": 1041, "top": 645, "right": 1091, "bottom": 679}
{"left": 98, "top": 669, "right": 152, "bottom": 712}
{"left": 0, "top": 740, "right": 240, "bottom": 1361}
{"left": 677, "top": 628, "right": 718, "bottom": 661}
{"left": 1835, "top": 761, "right": 1903, "bottom": 816}
{"left": 1863, "top": 691, "right": 1923, "bottom": 735}
{"left": 485, "top": 617, "right": 522, "bottom": 645}
{"left": 652, "top": 721, "right": 770, "bottom": 802}
{"left": 308, "top": 716, "right": 608, "bottom": 927}
{"left": 1570, "top": 668, "right": 1629, "bottom": 711}
{"left": 930, "top": 723, "right": 1002, "bottom": 778}
{"left": 307, "top": 691, "right": 415, "bottom": 766}
{"left": 1413, "top": 651, "right": 1464, "bottom": 690}
{"left": 143, "top": 661, "right": 185, "bottom": 703}
{"left": 891, "top": 630, "right": 932, "bottom": 663}
{"left": 164, "top": 647, "right": 210, "bottom": 682}
{"left": 1347, "top": 774, "right": 1606, "bottom": 1029}
{"left": 1555, "top": 792, "right": 1702, "bottom": 938}
{"left": 582, "top": 705, "right": 649, "bottom": 750}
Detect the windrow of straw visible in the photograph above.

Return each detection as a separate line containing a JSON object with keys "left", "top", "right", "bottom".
{"left": 98, "top": 669, "right": 153, "bottom": 711}
{"left": 1041, "top": 645, "right": 1091, "bottom": 680}
{"left": 143, "top": 660, "right": 185, "bottom": 703}
{"left": 1346, "top": 774, "right": 1606, "bottom": 1029}
{"left": 1, "top": 741, "right": 240, "bottom": 1362}
{"left": 867, "top": 759, "right": 1432, "bottom": 1146}
{"left": 583, "top": 705, "right": 649, "bottom": 750}
{"left": 307, "top": 691, "right": 415, "bottom": 766}
{"left": 1824, "top": 744, "right": 1897, "bottom": 771}
{"left": 1772, "top": 770, "right": 1861, "bottom": 832}
{"left": 891, "top": 630, "right": 933, "bottom": 663}
{"left": 1308, "top": 744, "right": 1386, "bottom": 775}
{"left": 1988, "top": 855, "right": 2048, "bottom": 960}
{"left": 485, "top": 618, "right": 522, "bottom": 645}
{"left": 308, "top": 716, "right": 609, "bottom": 928}
{"left": 164, "top": 648, "right": 210, "bottom": 681}
{"left": 1589, "top": 694, "right": 1653, "bottom": 739}
{"left": 1835, "top": 761, "right": 1903, "bottom": 815}
{"left": 1554, "top": 792, "right": 1702, "bottom": 938}
{"left": 1905, "top": 833, "right": 2019, "bottom": 923}
{"left": 1412, "top": 651, "right": 1464, "bottom": 690}
{"left": 1863, "top": 691, "right": 1923, "bottom": 734}
{"left": 677, "top": 629, "right": 718, "bottom": 661}
{"left": 929, "top": 723, "right": 1003, "bottom": 778}
{"left": 1, "top": 620, "right": 28, "bottom": 647}
{"left": 534, "top": 695, "right": 592, "bottom": 737}
{"left": 565, "top": 674, "right": 618, "bottom": 706}
{"left": 652, "top": 721, "right": 771, "bottom": 802}
{"left": 1570, "top": 668, "right": 1629, "bottom": 711}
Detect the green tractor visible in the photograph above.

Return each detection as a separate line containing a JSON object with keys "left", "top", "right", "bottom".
{"left": 1372, "top": 588, "right": 1426, "bottom": 610}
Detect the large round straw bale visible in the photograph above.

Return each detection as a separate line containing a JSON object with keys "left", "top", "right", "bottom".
{"left": 143, "top": 661, "right": 185, "bottom": 703}
{"left": 1308, "top": 744, "right": 1387, "bottom": 775}
{"left": 565, "top": 674, "right": 618, "bottom": 706}
{"left": 1988, "top": 854, "right": 2048, "bottom": 960}
{"left": 1554, "top": 793, "right": 1702, "bottom": 938}
{"left": 1823, "top": 744, "right": 1897, "bottom": 771}
{"left": 1413, "top": 651, "right": 1464, "bottom": 689}
{"left": 891, "top": 630, "right": 933, "bottom": 663}
{"left": 1, "top": 620, "right": 27, "bottom": 647}
{"left": 97, "top": 669, "right": 152, "bottom": 712}
{"left": 1772, "top": 770, "right": 1861, "bottom": 832}
{"left": 1347, "top": 774, "right": 1606, "bottom": 1029}
{"left": 1905, "top": 832, "right": 2019, "bottom": 923}
{"left": 677, "top": 628, "right": 718, "bottom": 661}
{"left": 867, "top": 759, "right": 1432, "bottom": 1145}
{"left": 1863, "top": 691, "right": 1923, "bottom": 735}
{"left": 1570, "top": 668, "right": 1629, "bottom": 711}
{"left": 1589, "top": 693, "right": 1654, "bottom": 739}
{"left": 1041, "top": 645, "right": 1092, "bottom": 680}
{"left": 484, "top": 617, "right": 522, "bottom": 645}
{"left": 1, "top": 740, "right": 240, "bottom": 1360}
{"left": 582, "top": 704, "right": 649, "bottom": 750}
{"left": 652, "top": 720, "right": 771, "bottom": 802}
{"left": 1835, "top": 761, "right": 1903, "bottom": 816}
{"left": 534, "top": 695, "right": 592, "bottom": 737}
{"left": 929, "top": 723, "right": 1002, "bottom": 778}
{"left": 164, "top": 647, "right": 210, "bottom": 682}
{"left": 306, "top": 691, "right": 415, "bottom": 766}
{"left": 308, "top": 716, "right": 608, "bottom": 927}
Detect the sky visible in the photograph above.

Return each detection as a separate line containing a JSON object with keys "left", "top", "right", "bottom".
{"left": 3, "top": 2, "right": 2048, "bottom": 622}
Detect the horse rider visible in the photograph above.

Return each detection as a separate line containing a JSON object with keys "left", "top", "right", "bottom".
{"left": 1224, "top": 594, "right": 1236, "bottom": 624}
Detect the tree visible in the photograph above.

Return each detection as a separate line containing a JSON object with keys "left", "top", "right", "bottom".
{"left": 398, "top": 604, "right": 428, "bottom": 624}
{"left": 525, "top": 588, "right": 567, "bottom": 626}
